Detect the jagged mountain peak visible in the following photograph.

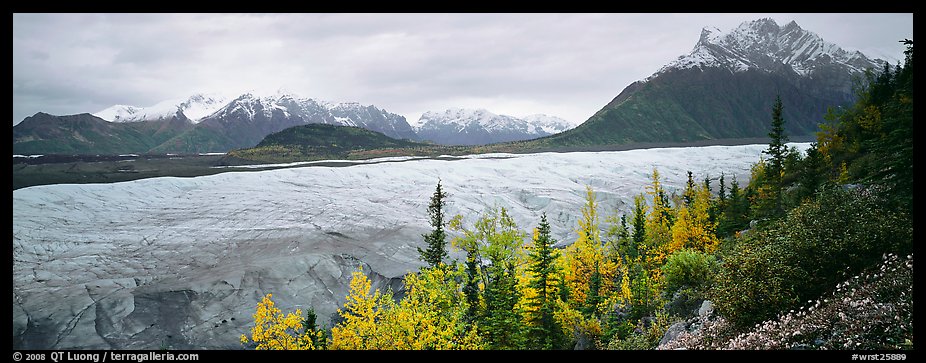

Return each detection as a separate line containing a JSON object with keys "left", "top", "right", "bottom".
{"left": 697, "top": 26, "right": 724, "bottom": 47}
{"left": 654, "top": 18, "right": 884, "bottom": 79}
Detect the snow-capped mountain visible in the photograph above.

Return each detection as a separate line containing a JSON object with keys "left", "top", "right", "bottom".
{"left": 521, "top": 114, "right": 576, "bottom": 135}
{"left": 204, "top": 91, "right": 417, "bottom": 140}
{"left": 652, "top": 18, "right": 883, "bottom": 78}
{"left": 94, "top": 93, "right": 230, "bottom": 123}
{"left": 152, "top": 91, "right": 418, "bottom": 153}
{"left": 23, "top": 90, "right": 419, "bottom": 154}
{"left": 415, "top": 108, "right": 573, "bottom": 145}
{"left": 540, "top": 18, "right": 888, "bottom": 147}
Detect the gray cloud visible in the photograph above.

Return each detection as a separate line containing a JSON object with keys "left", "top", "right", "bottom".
{"left": 12, "top": 13, "right": 913, "bottom": 126}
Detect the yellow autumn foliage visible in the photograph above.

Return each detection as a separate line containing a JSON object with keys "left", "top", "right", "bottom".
{"left": 329, "top": 268, "right": 483, "bottom": 350}
{"left": 562, "top": 187, "right": 621, "bottom": 314}
{"left": 553, "top": 299, "right": 602, "bottom": 345}
{"left": 240, "top": 293, "right": 321, "bottom": 350}
{"left": 659, "top": 184, "right": 720, "bottom": 264}
{"left": 644, "top": 169, "right": 674, "bottom": 255}
{"left": 329, "top": 269, "right": 385, "bottom": 349}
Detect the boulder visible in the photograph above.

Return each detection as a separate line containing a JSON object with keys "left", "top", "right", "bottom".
{"left": 699, "top": 300, "right": 714, "bottom": 318}
{"left": 658, "top": 321, "right": 691, "bottom": 347}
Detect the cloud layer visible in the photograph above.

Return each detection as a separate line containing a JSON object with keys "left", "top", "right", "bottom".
{"left": 13, "top": 13, "right": 913, "bottom": 126}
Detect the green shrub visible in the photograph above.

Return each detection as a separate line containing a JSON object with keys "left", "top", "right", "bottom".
{"left": 661, "top": 249, "right": 719, "bottom": 297}
{"left": 711, "top": 186, "right": 912, "bottom": 329}
{"left": 605, "top": 312, "right": 673, "bottom": 350}
{"left": 607, "top": 332, "right": 651, "bottom": 350}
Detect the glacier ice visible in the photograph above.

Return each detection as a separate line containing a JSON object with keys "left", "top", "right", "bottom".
{"left": 12, "top": 143, "right": 809, "bottom": 349}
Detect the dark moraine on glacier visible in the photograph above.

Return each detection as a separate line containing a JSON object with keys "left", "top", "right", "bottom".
{"left": 12, "top": 143, "right": 809, "bottom": 349}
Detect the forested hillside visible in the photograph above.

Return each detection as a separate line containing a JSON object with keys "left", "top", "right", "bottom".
{"left": 238, "top": 41, "right": 913, "bottom": 351}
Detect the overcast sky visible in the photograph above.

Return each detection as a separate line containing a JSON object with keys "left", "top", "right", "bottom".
{"left": 12, "top": 13, "right": 913, "bottom": 126}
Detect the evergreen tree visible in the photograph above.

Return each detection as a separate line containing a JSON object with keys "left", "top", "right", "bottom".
{"left": 719, "top": 174, "right": 749, "bottom": 237}
{"left": 718, "top": 172, "right": 727, "bottom": 204}
{"left": 583, "top": 262, "right": 602, "bottom": 317}
{"left": 608, "top": 214, "right": 636, "bottom": 262}
{"left": 631, "top": 194, "right": 647, "bottom": 256}
{"left": 683, "top": 171, "right": 696, "bottom": 207}
{"left": 761, "top": 96, "right": 788, "bottom": 216}
{"left": 703, "top": 174, "right": 719, "bottom": 227}
{"left": 463, "top": 250, "right": 480, "bottom": 323}
{"left": 796, "top": 144, "right": 826, "bottom": 202}
{"left": 482, "top": 260, "right": 524, "bottom": 349}
{"left": 302, "top": 308, "right": 327, "bottom": 349}
{"left": 866, "top": 40, "right": 913, "bottom": 211}
{"left": 419, "top": 180, "right": 449, "bottom": 268}
{"left": 526, "top": 213, "right": 566, "bottom": 349}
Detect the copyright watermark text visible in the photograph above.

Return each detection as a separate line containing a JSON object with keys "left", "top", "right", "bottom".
{"left": 13, "top": 351, "right": 199, "bottom": 363}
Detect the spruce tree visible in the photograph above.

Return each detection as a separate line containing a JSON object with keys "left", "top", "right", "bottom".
{"left": 613, "top": 214, "right": 636, "bottom": 260}
{"left": 728, "top": 175, "right": 749, "bottom": 232}
{"left": 762, "top": 96, "right": 788, "bottom": 215}
{"left": 718, "top": 172, "right": 727, "bottom": 204}
{"left": 483, "top": 261, "right": 523, "bottom": 349}
{"left": 463, "top": 250, "right": 480, "bottom": 323}
{"left": 526, "top": 213, "right": 565, "bottom": 349}
{"left": 683, "top": 171, "right": 696, "bottom": 207}
{"left": 418, "top": 180, "right": 449, "bottom": 268}
{"left": 703, "top": 175, "right": 719, "bottom": 228}
{"left": 583, "top": 263, "right": 602, "bottom": 317}
{"left": 797, "top": 144, "right": 825, "bottom": 201}
{"left": 631, "top": 194, "right": 647, "bottom": 255}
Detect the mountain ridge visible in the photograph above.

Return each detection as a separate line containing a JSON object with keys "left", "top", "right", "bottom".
{"left": 94, "top": 93, "right": 231, "bottom": 123}
{"left": 415, "top": 108, "right": 573, "bottom": 145}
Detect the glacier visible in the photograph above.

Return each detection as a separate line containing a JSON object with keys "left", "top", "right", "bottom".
{"left": 12, "top": 143, "right": 810, "bottom": 349}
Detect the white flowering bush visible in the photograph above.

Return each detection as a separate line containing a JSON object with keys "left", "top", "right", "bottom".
{"left": 661, "top": 253, "right": 913, "bottom": 350}
{"left": 712, "top": 186, "right": 912, "bottom": 329}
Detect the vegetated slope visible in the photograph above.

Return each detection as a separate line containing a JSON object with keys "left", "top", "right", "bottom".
{"left": 225, "top": 123, "right": 436, "bottom": 163}
{"left": 12, "top": 112, "right": 194, "bottom": 155}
